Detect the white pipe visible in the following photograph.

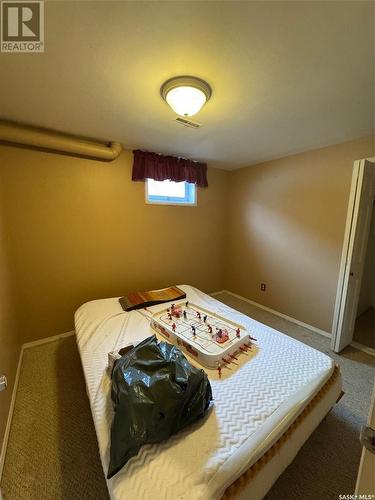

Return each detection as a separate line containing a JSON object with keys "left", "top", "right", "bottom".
{"left": 0, "top": 121, "right": 122, "bottom": 161}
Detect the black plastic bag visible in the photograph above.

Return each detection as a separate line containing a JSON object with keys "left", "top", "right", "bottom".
{"left": 107, "top": 335, "right": 212, "bottom": 479}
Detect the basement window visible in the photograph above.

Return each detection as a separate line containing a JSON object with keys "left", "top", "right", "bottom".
{"left": 146, "top": 179, "right": 196, "bottom": 206}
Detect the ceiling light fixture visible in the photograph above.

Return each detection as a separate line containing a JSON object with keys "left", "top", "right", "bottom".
{"left": 161, "top": 76, "right": 212, "bottom": 117}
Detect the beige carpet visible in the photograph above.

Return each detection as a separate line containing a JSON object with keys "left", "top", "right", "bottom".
{"left": 1, "top": 336, "right": 109, "bottom": 500}
{"left": 1, "top": 293, "right": 375, "bottom": 500}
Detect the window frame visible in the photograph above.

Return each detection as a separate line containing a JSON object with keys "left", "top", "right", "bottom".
{"left": 145, "top": 179, "right": 197, "bottom": 206}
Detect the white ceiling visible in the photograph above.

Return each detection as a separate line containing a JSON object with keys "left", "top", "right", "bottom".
{"left": 0, "top": 1, "right": 374, "bottom": 170}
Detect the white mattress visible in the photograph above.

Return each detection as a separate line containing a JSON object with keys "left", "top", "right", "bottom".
{"left": 75, "top": 285, "right": 338, "bottom": 500}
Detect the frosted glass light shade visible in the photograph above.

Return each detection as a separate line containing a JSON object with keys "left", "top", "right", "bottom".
{"left": 161, "top": 76, "right": 211, "bottom": 117}
{"left": 166, "top": 86, "right": 207, "bottom": 117}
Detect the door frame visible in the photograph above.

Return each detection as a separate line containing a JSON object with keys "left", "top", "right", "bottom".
{"left": 331, "top": 157, "right": 375, "bottom": 352}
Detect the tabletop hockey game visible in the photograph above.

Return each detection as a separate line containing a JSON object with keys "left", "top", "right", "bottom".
{"left": 151, "top": 301, "right": 257, "bottom": 373}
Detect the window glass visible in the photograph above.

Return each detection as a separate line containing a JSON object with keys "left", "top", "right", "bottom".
{"left": 146, "top": 179, "right": 196, "bottom": 205}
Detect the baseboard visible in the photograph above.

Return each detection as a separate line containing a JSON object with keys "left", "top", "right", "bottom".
{"left": 350, "top": 341, "right": 375, "bottom": 357}
{"left": 210, "top": 290, "right": 226, "bottom": 297}
{"left": 22, "top": 330, "right": 75, "bottom": 350}
{"left": 215, "top": 290, "right": 331, "bottom": 339}
{"left": 0, "top": 347, "right": 23, "bottom": 480}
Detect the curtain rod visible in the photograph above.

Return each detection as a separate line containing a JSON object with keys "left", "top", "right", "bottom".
{"left": 135, "top": 149, "right": 204, "bottom": 165}
{"left": 0, "top": 120, "right": 122, "bottom": 161}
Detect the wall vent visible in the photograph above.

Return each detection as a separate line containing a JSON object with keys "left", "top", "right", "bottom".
{"left": 175, "top": 117, "right": 202, "bottom": 129}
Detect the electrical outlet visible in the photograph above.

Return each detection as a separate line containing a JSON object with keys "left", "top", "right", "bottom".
{"left": 0, "top": 375, "right": 7, "bottom": 392}
{"left": 260, "top": 283, "right": 266, "bottom": 292}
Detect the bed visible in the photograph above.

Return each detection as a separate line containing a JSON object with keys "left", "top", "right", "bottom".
{"left": 74, "top": 285, "right": 342, "bottom": 500}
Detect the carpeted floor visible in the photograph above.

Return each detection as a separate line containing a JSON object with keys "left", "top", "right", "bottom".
{"left": 1, "top": 292, "right": 374, "bottom": 500}
{"left": 1, "top": 335, "right": 109, "bottom": 500}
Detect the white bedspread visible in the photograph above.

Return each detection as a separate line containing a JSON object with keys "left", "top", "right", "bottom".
{"left": 75, "top": 285, "right": 334, "bottom": 500}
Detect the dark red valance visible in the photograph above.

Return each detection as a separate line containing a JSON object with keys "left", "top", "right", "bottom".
{"left": 132, "top": 150, "right": 208, "bottom": 187}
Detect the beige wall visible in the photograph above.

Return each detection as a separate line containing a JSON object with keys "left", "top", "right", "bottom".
{"left": 226, "top": 137, "right": 375, "bottom": 333}
{"left": 1, "top": 135, "right": 373, "bottom": 456}
{"left": 0, "top": 201, "right": 19, "bottom": 449}
{"left": 0, "top": 146, "right": 229, "bottom": 343}
{"left": 0, "top": 135, "right": 373, "bottom": 355}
